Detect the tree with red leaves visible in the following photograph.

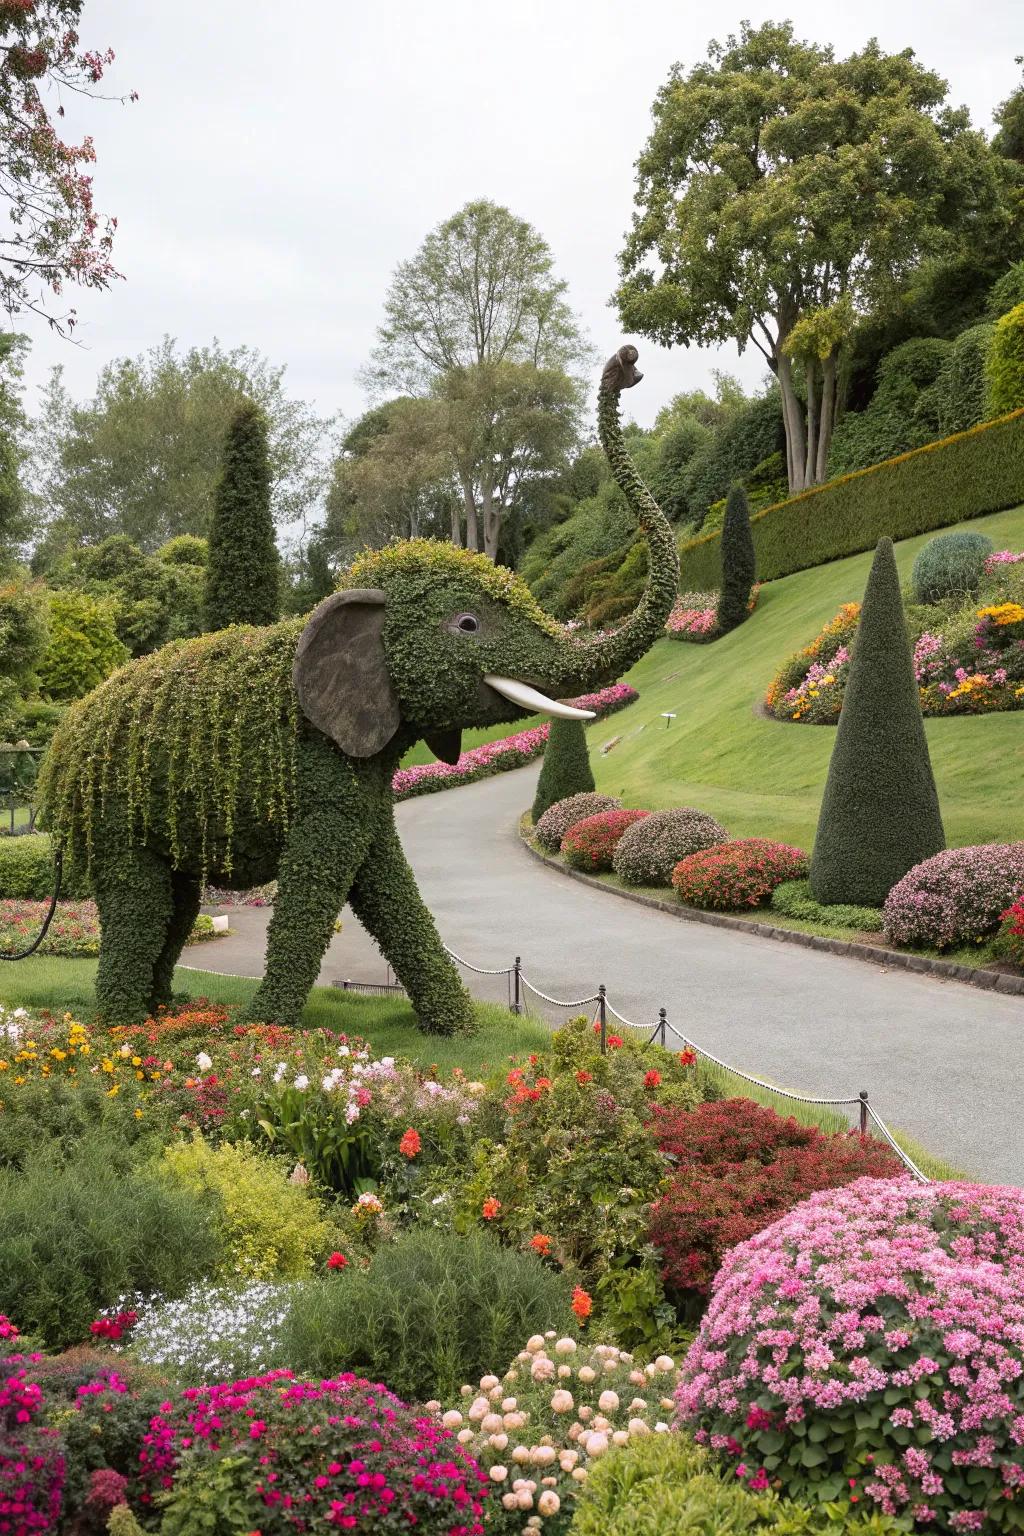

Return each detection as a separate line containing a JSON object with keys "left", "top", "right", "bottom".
{"left": 0, "top": 0, "right": 133, "bottom": 329}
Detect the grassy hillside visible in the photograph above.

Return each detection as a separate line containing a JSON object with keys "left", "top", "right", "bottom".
{"left": 590, "top": 505, "right": 1024, "bottom": 850}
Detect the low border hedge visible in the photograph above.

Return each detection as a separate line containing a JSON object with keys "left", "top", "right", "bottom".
{"left": 678, "top": 408, "right": 1024, "bottom": 589}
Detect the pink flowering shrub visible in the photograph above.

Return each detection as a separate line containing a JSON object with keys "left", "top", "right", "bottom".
{"left": 138, "top": 1369, "right": 490, "bottom": 1533}
{"left": 985, "top": 550, "right": 1024, "bottom": 573}
{"left": 882, "top": 843, "right": 1024, "bottom": 948}
{"left": 561, "top": 808, "right": 650, "bottom": 872}
{"left": 392, "top": 685, "right": 639, "bottom": 801}
{"left": 1, "top": 1350, "right": 64, "bottom": 1535}
{"left": 676, "top": 1178, "right": 1024, "bottom": 1531}
{"left": 534, "top": 792, "right": 622, "bottom": 852}
{"left": 672, "top": 840, "right": 809, "bottom": 910}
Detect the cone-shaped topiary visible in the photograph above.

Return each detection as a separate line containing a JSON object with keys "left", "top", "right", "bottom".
{"left": 715, "top": 484, "right": 756, "bottom": 633}
{"left": 531, "top": 718, "right": 595, "bottom": 822}
{"left": 205, "top": 400, "right": 279, "bottom": 630}
{"left": 809, "top": 537, "right": 945, "bottom": 905}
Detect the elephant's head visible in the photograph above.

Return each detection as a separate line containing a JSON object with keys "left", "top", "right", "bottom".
{"left": 292, "top": 346, "right": 679, "bottom": 765}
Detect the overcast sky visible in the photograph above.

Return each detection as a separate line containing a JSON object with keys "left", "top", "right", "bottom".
{"left": 19, "top": 0, "right": 1023, "bottom": 440}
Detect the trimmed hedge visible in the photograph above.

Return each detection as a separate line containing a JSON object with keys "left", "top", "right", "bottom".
{"left": 678, "top": 407, "right": 1024, "bottom": 589}
{"left": 532, "top": 718, "right": 595, "bottom": 822}
{"left": 0, "top": 831, "right": 90, "bottom": 901}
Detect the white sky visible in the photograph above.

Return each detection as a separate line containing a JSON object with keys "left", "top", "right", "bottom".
{"left": 18, "top": 0, "right": 1023, "bottom": 439}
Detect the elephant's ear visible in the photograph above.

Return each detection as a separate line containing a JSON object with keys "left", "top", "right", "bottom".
{"left": 293, "top": 588, "right": 401, "bottom": 758}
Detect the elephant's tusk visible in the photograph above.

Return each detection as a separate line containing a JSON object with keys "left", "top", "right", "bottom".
{"left": 483, "top": 676, "right": 596, "bottom": 720}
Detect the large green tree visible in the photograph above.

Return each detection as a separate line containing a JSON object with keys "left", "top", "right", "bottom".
{"left": 617, "top": 22, "right": 1003, "bottom": 495}
{"left": 205, "top": 402, "right": 279, "bottom": 630}
{"left": 367, "top": 200, "right": 589, "bottom": 557}
{"left": 29, "top": 339, "right": 334, "bottom": 561}
{"left": 326, "top": 397, "right": 454, "bottom": 553}
{"left": 0, "top": 333, "right": 29, "bottom": 568}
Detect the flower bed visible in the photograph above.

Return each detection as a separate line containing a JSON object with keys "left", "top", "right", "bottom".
{"left": 676, "top": 1178, "right": 1024, "bottom": 1531}
{"left": 560, "top": 809, "right": 649, "bottom": 872}
{"left": 882, "top": 842, "right": 1024, "bottom": 948}
{"left": 534, "top": 792, "right": 622, "bottom": 852}
{"left": 0, "top": 900, "right": 221, "bottom": 958}
{"left": 613, "top": 807, "right": 729, "bottom": 887}
{"left": 997, "top": 898, "right": 1024, "bottom": 967}
{"left": 392, "top": 685, "right": 638, "bottom": 801}
{"left": 671, "top": 839, "right": 808, "bottom": 910}
{"left": 665, "top": 587, "right": 760, "bottom": 644}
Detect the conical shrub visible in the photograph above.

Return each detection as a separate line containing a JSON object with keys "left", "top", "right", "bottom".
{"left": 716, "top": 483, "right": 756, "bottom": 633}
{"left": 809, "top": 537, "right": 945, "bottom": 906}
{"left": 531, "top": 718, "right": 595, "bottom": 823}
{"left": 205, "top": 400, "right": 279, "bottom": 630}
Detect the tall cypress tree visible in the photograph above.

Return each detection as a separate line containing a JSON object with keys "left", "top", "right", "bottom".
{"left": 809, "top": 538, "right": 945, "bottom": 905}
{"left": 205, "top": 401, "right": 278, "bottom": 629}
{"left": 531, "top": 718, "right": 596, "bottom": 822}
{"left": 716, "top": 483, "right": 756, "bottom": 633}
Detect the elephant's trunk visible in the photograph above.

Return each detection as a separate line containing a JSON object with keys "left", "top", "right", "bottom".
{"left": 557, "top": 346, "right": 679, "bottom": 694}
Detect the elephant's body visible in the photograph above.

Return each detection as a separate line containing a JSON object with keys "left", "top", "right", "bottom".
{"left": 37, "top": 348, "right": 680, "bottom": 1032}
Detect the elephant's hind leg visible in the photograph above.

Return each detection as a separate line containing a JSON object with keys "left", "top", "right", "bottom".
{"left": 92, "top": 845, "right": 174, "bottom": 1025}
{"left": 150, "top": 870, "right": 203, "bottom": 1013}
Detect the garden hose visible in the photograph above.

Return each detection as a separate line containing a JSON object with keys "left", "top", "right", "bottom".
{"left": 0, "top": 846, "right": 63, "bottom": 959}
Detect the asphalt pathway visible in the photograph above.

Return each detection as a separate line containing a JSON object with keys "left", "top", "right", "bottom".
{"left": 183, "top": 761, "right": 1024, "bottom": 1184}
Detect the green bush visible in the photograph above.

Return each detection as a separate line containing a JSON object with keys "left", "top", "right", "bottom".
{"left": 157, "top": 533, "right": 208, "bottom": 567}
{"left": 911, "top": 529, "right": 994, "bottom": 604}
{"left": 770, "top": 879, "right": 883, "bottom": 931}
{"left": 716, "top": 484, "right": 756, "bottom": 632}
{"left": 0, "top": 830, "right": 89, "bottom": 899}
{"left": 569, "top": 1431, "right": 902, "bottom": 1535}
{"left": 532, "top": 719, "right": 596, "bottom": 822}
{"left": 613, "top": 807, "right": 729, "bottom": 887}
{"left": 935, "top": 322, "right": 994, "bottom": 434}
{"left": 678, "top": 407, "right": 1024, "bottom": 589}
{"left": 828, "top": 338, "right": 951, "bottom": 480}
{"left": 0, "top": 1132, "right": 223, "bottom": 1347}
{"left": 534, "top": 792, "right": 621, "bottom": 852}
{"left": 205, "top": 400, "right": 279, "bottom": 629}
{"left": 14, "top": 697, "right": 66, "bottom": 749}
{"left": 684, "top": 393, "right": 784, "bottom": 528}
{"left": 810, "top": 539, "right": 946, "bottom": 906}
{"left": 280, "top": 1228, "right": 576, "bottom": 1402}
{"left": 988, "top": 260, "right": 1024, "bottom": 319}
{"left": 161, "top": 1135, "right": 342, "bottom": 1280}
{"left": 37, "top": 588, "right": 128, "bottom": 701}
{"left": 986, "top": 302, "right": 1024, "bottom": 417}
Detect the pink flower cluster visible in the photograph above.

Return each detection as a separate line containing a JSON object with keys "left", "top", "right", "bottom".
{"left": 1, "top": 1358, "right": 64, "bottom": 1535}
{"left": 391, "top": 685, "right": 638, "bottom": 801}
{"left": 985, "top": 551, "right": 1024, "bottom": 573}
{"left": 138, "top": 1369, "right": 489, "bottom": 1532}
{"left": 666, "top": 597, "right": 718, "bottom": 639}
{"left": 677, "top": 1178, "right": 1024, "bottom": 1529}
{"left": 882, "top": 843, "right": 1024, "bottom": 949}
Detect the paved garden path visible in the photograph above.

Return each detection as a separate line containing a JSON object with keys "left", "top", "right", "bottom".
{"left": 184, "top": 761, "right": 1024, "bottom": 1184}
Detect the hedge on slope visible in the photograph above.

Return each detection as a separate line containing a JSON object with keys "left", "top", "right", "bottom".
{"left": 809, "top": 537, "right": 945, "bottom": 906}
{"left": 205, "top": 400, "right": 279, "bottom": 630}
{"left": 986, "top": 302, "right": 1024, "bottom": 418}
{"left": 531, "top": 718, "right": 595, "bottom": 822}
{"left": 716, "top": 484, "right": 756, "bottom": 633}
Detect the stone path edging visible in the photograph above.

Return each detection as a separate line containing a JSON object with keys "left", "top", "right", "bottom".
{"left": 520, "top": 830, "right": 1024, "bottom": 999}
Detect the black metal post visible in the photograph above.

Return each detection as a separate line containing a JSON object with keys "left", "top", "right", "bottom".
{"left": 658, "top": 1007, "right": 667, "bottom": 1049}
{"left": 512, "top": 956, "right": 521, "bottom": 1015}
{"left": 859, "top": 1090, "right": 869, "bottom": 1136}
{"left": 598, "top": 984, "right": 607, "bottom": 1055}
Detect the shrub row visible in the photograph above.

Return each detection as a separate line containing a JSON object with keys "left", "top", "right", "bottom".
{"left": 0, "top": 831, "right": 90, "bottom": 901}
{"left": 678, "top": 407, "right": 1024, "bottom": 589}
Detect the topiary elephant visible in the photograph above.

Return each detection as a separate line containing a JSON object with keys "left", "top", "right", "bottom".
{"left": 38, "top": 347, "right": 679, "bottom": 1031}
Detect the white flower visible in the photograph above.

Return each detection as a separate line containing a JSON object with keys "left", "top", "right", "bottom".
{"left": 337, "top": 1045, "right": 350, "bottom": 1057}
{"left": 195, "top": 1051, "right": 213, "bottom": 1072}
{"left": 251, "top": 1067, "right": 261, "bottom": 1078}
{"left": 550, "top": 1390, "right": 574, "bottom": 1414}
{"left": 538, "top": 1491, "right": 560, "bottom": 1516}
{"left": 293, "top": 1074, "right": 309, "bottom": 1091}
{"left": 489, "top": 1465, "right": 508, "bottom": 1483}
{"left": 598, "top": 1390, "right": 619, "bottom": 1413}
{"left": 655, "top": 1422, "right": 669, "bottom": 1433}
{"left": 272, "top": 1062, "right": 288, "bottom": 1083}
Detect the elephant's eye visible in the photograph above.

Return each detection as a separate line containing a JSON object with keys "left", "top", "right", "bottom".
{"left": 454, "top": 613, "right": 480, "bottom": 634}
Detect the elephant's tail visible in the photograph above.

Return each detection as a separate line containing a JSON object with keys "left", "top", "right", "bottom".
{"left": 0, "top": 846, "right": 63, "bottom": 960}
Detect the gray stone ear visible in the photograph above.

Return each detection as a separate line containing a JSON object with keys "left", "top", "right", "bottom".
{"left": 293, "top": 588, "right": 401, "bottom": 758}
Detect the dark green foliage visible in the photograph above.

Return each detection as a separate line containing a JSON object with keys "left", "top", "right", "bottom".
{"left": 280, "top": 1228, "right": 575, "bottom": 1402}
{"left": 684, "top": 393, "right": 784, "bottom": 527}
{"left": 205, "top": 400, "right": 279, "bottom": 629}
{"left": 531, "top": 718, "right": 595, "bottom": 821}
{"left": 935, "top": 323, "right": 995, "bottom": 435}
{"left": 986, "top": 302, "right": 1024, "bottom": 416}
{"left": 13, "top": 697, "right": 66, "bottom": 749}
{"left": 988, "top": 261, "right": 1024, "bottom": 319}
{"left": 0, "top": 831, "right": 89, "bottom": 900}
{"left": 911, "top": 531, "right": 994, "bottom": 605}
{"left": 678, "top": 407, "right": 1024, "bottom": 589}
{"left": 0, "top": 1132, "right": 222, "bottom": 1348}
{"left": 649, "top": 415, "right": 711, "bottom": 520}
{"left": 770, "top": 879, "right": 883, "bottom": 932}
{"left": 522, "top": 480, "right": 635, "bottom": 616}
{"left": 716, "top": 485, "right": 756, "bottom": 633}
{"left": 157, "top": 533, "right": 208, "bottom": 566}
{"left": 828, "top": 337, "right": 952, "bottom": 479}
{"left": 810, "top": 539, "right": 945, "bottom": 906}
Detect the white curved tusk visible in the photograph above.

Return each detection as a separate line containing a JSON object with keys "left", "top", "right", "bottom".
{"left": 484, "top": 675, "right": 596, "bottom": 720}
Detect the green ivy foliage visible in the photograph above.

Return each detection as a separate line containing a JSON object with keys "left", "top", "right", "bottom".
{"left": 37, "top": 588, "right": 129, "bottom": 701}
{"left": 987, "top": 260, "right": 1024, "bottom": 319}
{"left": 810, "top": 539, "right": 945, "bottom": 906}
{"left": 828, "top": 337, "right": 952, "bottom": 480}
{"left": 716, "top": 485, "right": 756, "bottom": 633}
{"left": 684, "top": 393, "right": 785, "bottom": 528}
{"left": 679, "top": 407, "right": 1024, "bottom": 589}
{"left": 531, "top": 718, "right": 595, "bottom": 822}
{"left": 935, "top": 323, "right": 995, "bottom": 435}
{"left": 985, "top": 302, "right": 1024, "bottom": 418}
{"left": 205, "top": 400, "right": 279, "bottom": 629}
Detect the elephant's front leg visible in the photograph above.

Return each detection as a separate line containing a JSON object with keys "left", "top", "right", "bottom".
{"left": 244, "top": 808, "right": 373, "bottom": 1027}
{"left": 349, "top": 818, "right": 476, "bottom": 1036}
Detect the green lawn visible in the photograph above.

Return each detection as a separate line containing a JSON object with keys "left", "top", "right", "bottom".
{"left": 0, "top": 956, "right": 551, "bottom": 1076}
{"left": 589, "top": 505, "right": 1024, "bottom": 850}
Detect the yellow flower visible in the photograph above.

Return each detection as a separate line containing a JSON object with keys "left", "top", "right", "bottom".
{"left": 50, "top": 1048, "right": 66, "bottom": 1061}
{"left": 101, "top": 1058, "right": 114, "bottom": 1073}
{"left": 106, "top": 1084, "right": 120, "bottom": 1097}
{"left": 0, "top": 1061, "right": 7, "bottom": 1071}
{"left": 131, "top": 1056, "right": 142, "bottom": 1067}
{"left": 134, "top": 1109, "right": 144, "bottom": 1120}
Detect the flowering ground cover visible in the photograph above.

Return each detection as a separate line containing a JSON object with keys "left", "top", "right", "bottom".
{"left": 0, "top": 899, "right": 221, "bottom": 958}
{"left": 665, "top": 586, "right": 760, "bottom": 643}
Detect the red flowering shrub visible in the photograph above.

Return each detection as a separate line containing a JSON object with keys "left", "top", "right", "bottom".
{"left": 138, "top": 1369, "right": 490, "bottom": 1533}
{"left": 647, "top": 1099, "right": 901, "bottom": 1302}
{"left": 672, "top": 839, "right": 808, "bottom": 910}
{"left": 996, "top": 898, "right": 1024, "bottom": 967}
{"left": 561, "top": 809, "right": 650, "bottom": 872}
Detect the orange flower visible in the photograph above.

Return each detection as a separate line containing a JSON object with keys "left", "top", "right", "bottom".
{"left": 644, "top": 1069, "right": 661, "bottom": 1090}
{"left": 530, "top": 1234, "right": 552, "bottom": 1256}
{"left": 571, "top": 1286, "right": 593, "bottom": 1321}
{"left": 678, "top": 1049, "right": 696, "bottom": 1067}
{"left": 482, "top": 1197, "right": 501, "bottom": 1221}
{"left": 398, "top": 1127, "right": 421, "bottom": 1159}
